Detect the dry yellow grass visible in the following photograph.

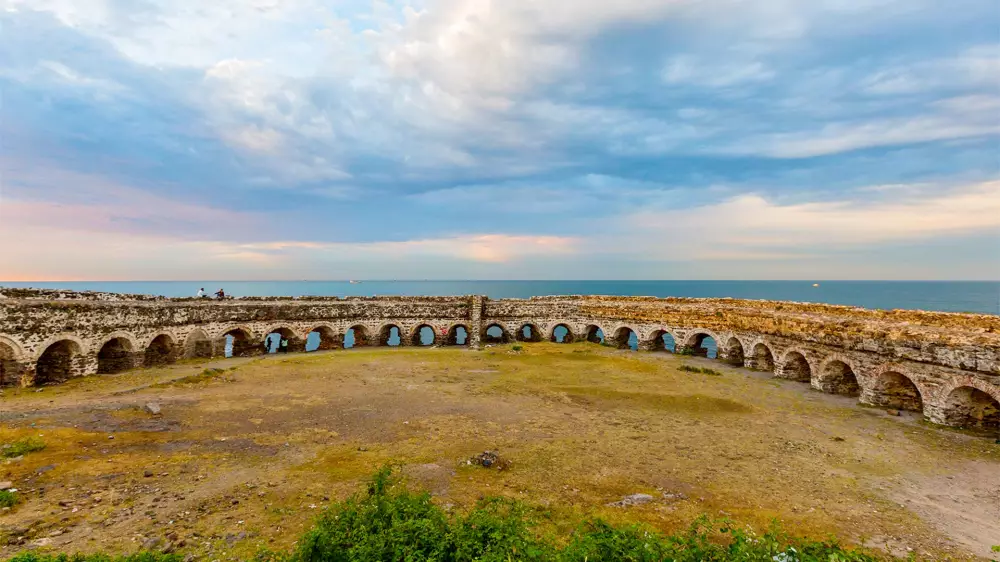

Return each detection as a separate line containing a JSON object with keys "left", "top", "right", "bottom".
{"left": 0, "top": 344, "right": 997, "bottom": 560}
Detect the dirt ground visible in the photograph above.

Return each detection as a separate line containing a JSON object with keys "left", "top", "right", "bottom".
{"left": 1, "top": 344, "right": 998, "bottom": 560}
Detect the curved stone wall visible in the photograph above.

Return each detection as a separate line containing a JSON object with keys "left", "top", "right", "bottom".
{"left": 1, "top": 290, "right": 998, "bottom": 432}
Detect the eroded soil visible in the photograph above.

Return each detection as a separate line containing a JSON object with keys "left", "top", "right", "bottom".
{"left": 0, "top": 344, "right": 997, "bottom": 560}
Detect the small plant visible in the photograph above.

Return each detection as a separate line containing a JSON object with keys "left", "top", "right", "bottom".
{"left": 0, "top": 490, "right": 18, "bottom": 508}
{"left": 679, "top": 365, "right": 723, "bottom": 376}
{"left": 1, "top": 436, "right": 46, "bottom": 458}
{"left": 512, "top": 345, "right": 523, "bottom": 352}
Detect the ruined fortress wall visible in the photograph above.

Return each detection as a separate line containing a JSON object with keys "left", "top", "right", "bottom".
{"left": 1, "top": 290, "right": 998, "bottom": 431}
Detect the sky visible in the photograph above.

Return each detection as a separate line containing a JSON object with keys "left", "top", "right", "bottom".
{"left": 1, "top": 0, "right": 998, "bottom": 281}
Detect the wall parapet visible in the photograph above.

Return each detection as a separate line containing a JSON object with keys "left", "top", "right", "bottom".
{"left": 1, "top": 290, "right": 997, "bottom": 434}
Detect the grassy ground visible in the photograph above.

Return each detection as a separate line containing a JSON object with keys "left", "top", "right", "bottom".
{"left": 0, "top": 343, "right": 997, "bottom": 560}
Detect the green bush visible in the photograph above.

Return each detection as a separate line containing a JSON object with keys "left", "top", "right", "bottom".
{"left": 0, "top": 489, "right": 18, "bottom": 508}
{"left": 1, "top": 436, "right": 46, "bottom": 458}
{"left": 512, "top": 345, "right": 524, "bottom": 352}
{"left": 678, "top": 365, "right": 722, "bottom": 376}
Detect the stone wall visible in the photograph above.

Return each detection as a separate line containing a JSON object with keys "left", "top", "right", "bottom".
{"left": 1, "top": 289, "right": 998, "bottom": 432}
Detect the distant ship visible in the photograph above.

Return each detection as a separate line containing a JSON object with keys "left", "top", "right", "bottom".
{"left": 349, "top": 280, "right": 361, "bottom": 284}
{"left": 812, "top": 283, "right": 820, "bottom": 287}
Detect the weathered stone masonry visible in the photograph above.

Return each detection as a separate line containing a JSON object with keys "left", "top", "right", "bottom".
{"left": 1, "top": 289, "right": 998, "bottom": 432}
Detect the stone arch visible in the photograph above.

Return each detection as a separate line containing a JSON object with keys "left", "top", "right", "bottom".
{"left": 0, "top": 335, "right": 26, "bottom": 387}
{"left": 184, "top": 328, "right": 213, "bottom": 359}
{"left": 446, "top": 324, "right": 470, "bottom": 346}
{"left": 96, "top": 333, "right": 140, "bottom": 374}
{"left": 748, "top": 341, "right": 776, "bottom": 372}
{"left": 721, "top": 335, "right": 745, "bottom": 366}
{"left": 345, "top": 324, "right": 370, "bottom": 348}
{"left": 777, "top": 349, "right": 812, "bottom": 383}
{"left": 214, "top": 325, "right": 256, "bottom": 341}
{"left": 220, "top": 326, "right": 259, "bottom": 358}
{"left": 937, "top": 384, "right": 1000, "bottom": 431}
{"left": 411, "top": 324, "right": 437, "bottom": 346}
{"left": 584, "top": 325, "right": 606, "bottom": 345}
{"left": 306, "top": 324, "right": 340, "bottom": 351}
{"left": 261, "top": 325, "right": 303, "bottom": 353}
{"left": 680, "top": 330, "right": 719, "bottom": 358}
{"left": 863, "top": 364, "right": 925, "bottom": 413}
{"left": 549, "top": 323, "right": 575, "bottom": 343}
{"left": 644, "top": 329, "right": 676, "bottom": 352}
{"left": 610, "top": 325, "right": 638, "bottom": 350}
{"left": 482, "top": 323, "right": 511, "bottom": 344}
{"left": 143, "top": 332, "right": 178, "bottom": 367}
{"left": 516, "top": 323, "right": 543, "bottom": 343}
{"left": 0, "top": 335, "right": 26, "bottom": 362}
{"left": 815, "top": 355, "right": 861, "bottom": 396}
{"left": 36, "top": 338, "right": 85, "bottom": 385}
{"left": 931, "top": 377, "right": 1000, "bottom": 430}
{"left": 377, "top": 323, "right": 404, "bottom": 347}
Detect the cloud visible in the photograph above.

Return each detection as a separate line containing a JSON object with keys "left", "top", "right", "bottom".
{"left": 618, "top": 180, "right": 1000, "bottom": 259}
{"left": 3, "top": 0, "right": 1000, "bottom": 280}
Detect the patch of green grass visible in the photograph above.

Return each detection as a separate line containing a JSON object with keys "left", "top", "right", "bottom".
{"left": 512, "top": 345, "right": 524, "bottom": 352}
{"left": 0, "top": 489, "right": 18, "bottom": 508}
{"left": 1, "top": 436, "right": 46, "bottom": 458}
{"left": 678, "top": 365, "right": 723, "bottom": 376}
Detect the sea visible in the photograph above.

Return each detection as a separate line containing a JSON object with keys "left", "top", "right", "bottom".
{"left": 1, "top": 280, "right": 997, "bottom": 315}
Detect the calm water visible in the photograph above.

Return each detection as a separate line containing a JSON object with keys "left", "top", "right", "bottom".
{"left": 2, "top": 280, "right": 996, "bottom": 314}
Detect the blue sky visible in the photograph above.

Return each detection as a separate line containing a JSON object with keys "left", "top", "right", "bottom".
{"left": 1, "top": 0, "right": 998, "bottom": 280}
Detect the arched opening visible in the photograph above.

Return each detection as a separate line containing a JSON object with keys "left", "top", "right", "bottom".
{"left": 683, "top": 333, "right": 717, "bottom": 359}
{"left": 0, "top": 341, "right": 21, "bottom": 387}
{"left": 780, "top": 351, "right": 811, "bottom": 383}
{"left": 264, "top": 327, "right": 298, "bottom": 354}
{"left": 517, "top": 324, "right": 542, "bottom": 343}
{"left": 98, "top": 337, "right": 136, "bottom": 374}
{"left": 940, "top": 387, "right": 1000, "bottom": 431}
{"left": 647, "top": 330, "right": 675, "bottom": 352}
{"left": 585, "top": 325, "right": 605, "bottom": 345}
{"left": 869, "top": 371, "right": 923, "bottom": 412}
{"left": 818, "top": 360, "right": 860, "bottom": 396}
{"left": 413, "top": 324, "right": 436, "bottom": 346}
{"left": 36, "top": 340, "right": 82, "bottom": 385}
{"left": 143, "top": 334, "right": 176, "bottom": 367}
{"left": 750, "top": 343, "right": 775, "bottom": 372}
{"left": 307, "top": 326, "right": 338, "bottom": 352}
{"left": 447, "top": 325, "right": 469, "bottom": 346}
{"left": 344, "top": 325, "right": 369, "bottom": 349}
{"left": 613, "top": 327, "right": 638, "bottom": 351}
{"left": 379, "top": 325, "right": 402, "bottom": 347}
{"left": 551, "top": 324, "right": 574, "bottom": 343}
{"left": 483, "top": 324, "right": 509, "bottom": 344}
{"left": 184, "top": 329, "right": 212, "bottom": 359}
{"left": 723, "top": 337, "right": 744, "bottom": 366}
{"left": 224, "top": 328, "right": 257, "bottom": 358}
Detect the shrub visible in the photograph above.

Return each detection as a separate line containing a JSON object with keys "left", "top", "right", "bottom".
{"left": 678, "top": 365, "right": 722, "bottom": 376}
{"left": 1, "top": 436, "right": 46, "bottom": 458}
{"left": 0, "top": 489, "right": 18, "bottom": 508}
{"left": 512, "top": 345, "right": 524, "bottom": 352}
